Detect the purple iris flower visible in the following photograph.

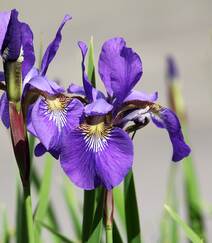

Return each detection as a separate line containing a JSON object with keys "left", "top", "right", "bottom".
{"left": 0, "top": 10, "right": 82, "bottom": 160}
{"left": 0, "top": 9, "right": 35, "bottom": 127}
{"left": 25, "top": 15, "right": 84, "bottom": 159}
{"left": 60, "top": 38, "right": 191, "bottom": 190}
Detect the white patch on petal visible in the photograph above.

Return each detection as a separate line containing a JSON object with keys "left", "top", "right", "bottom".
{"left": 80, "top": 123, "right": 112, "bottom": 152}
{"left": 17, "top": 47, "right": 24, "bottom": 63}
{"left": 42, "top": 96, "right": 69, "bottom": 132}
{"left": 121, "top": 106, "right": 150, "bottom": 123}
{"left": 2, "top": 46, "right": 24, "bottom": 63}
{"left": 2, "top": 47, "right": 9, "bottom": 62}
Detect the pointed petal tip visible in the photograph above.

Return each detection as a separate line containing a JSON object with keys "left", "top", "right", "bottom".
{"left": 78, "top": 41, "right": 88, "bottom": 55}
{"left": 63, "top": 14, "right": 72, "bottom": 22}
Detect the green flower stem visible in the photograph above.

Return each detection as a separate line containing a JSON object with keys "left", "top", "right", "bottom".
{"left": 105, "top": 190, "right": 113, "bottom": 243}
{"left": 168, "top": 80, "right": 206, "bottom": 241}
{"left": 24, "top": 185, "right": 35, "bottom": 243}
{"left": 4, "top": 60, "right": 34, "bottom": 242}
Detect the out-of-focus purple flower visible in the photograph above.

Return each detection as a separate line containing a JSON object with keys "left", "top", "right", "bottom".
{"left": 61, "top": 37, "right": 191, "bottom": 190}
{"left": 166, "top": 56, "right": 179, "bottom": 81}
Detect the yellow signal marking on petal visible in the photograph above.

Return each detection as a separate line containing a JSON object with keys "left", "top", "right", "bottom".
{"left": 80, "top": 122, "right": 112, "bottom": 152}
{"left": 44, "top": 96, "right": 70, "bottom": 131}
{"left": 47, "top": 98, "right": 66, "bottom": 111}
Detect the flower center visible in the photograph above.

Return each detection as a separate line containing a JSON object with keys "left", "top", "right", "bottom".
{"left": 47, "top": 98, "right": 65, "bottom": 111}
{"left": 80, "top": 122, "right": 112, "bottom": 152}
{"left": 43, "top": 96, "right": 69, "bottom": 132}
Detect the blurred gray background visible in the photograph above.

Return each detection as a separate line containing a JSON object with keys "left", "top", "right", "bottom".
{"left": 0, "top": 0, "right": 212, "bottom": 242}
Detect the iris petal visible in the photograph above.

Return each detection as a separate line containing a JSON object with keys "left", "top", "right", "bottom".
{"left": 124, "top": 90, "right": 158, "bottom": 102}
{"left": 117, "top": 99, "right": 190, "bottom": 162}
{"left": 60, "top": 126, "right": 133, "bottom": 190}
{"left": 31, "top": 98, "right": 59, "bottom": 150}
{"left": 21, "top": 23, "right": 35, "bottom": 79}
{"left": 78, "top": 41, "right": 94, "bottom": 102}
{"left": 0, "top": 92, "right": 9, "bottom": 128}
{"left": 67, "top": 83, "right": 85, "bottom": 96}
{"left": 98, "top": 37, "right": 142, "bottom": 105}
{"left": 0, "top": 72, "right": 4, "bottom": 81}
{"left": 40, "top": 15, "right": 71, "bottom": 76}
{"left": 0, "top": 11, "right": 11, "bottom": 52}
{"left": 1, "top": 9, "right": 22, "bottom": 61}
{"left": 152, "top": 107, "right": 191, "bottom": 162}
{"left": 84, "top": 98, "right": 113, "bottom": 116}
{"left": 26, "top": 75, "right": 65, "bottom": 95}
{"left": 35, "top": 142, "right": 60, "bottom": 159}
{"left": 31, "top": 97, "right": 83, "bottom": 151}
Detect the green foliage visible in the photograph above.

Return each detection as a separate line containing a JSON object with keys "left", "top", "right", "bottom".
{"left": 63, "top": 177, "right": 82, "bottom": 241}
{"left": 113, "top": 184, "right": 125, "bottom": 226}
{"left": 124, "top": 170, "right": 142, "bottom": 243}
{"left": 182, "top": 125, "right": 206, "bottom": 241}
{"left": 36, "top": 221, "right": 74, "bottom": 243}
{"left": 160, "top": 166, "right": 179, "bottom": 243}
{"left": 82, "top": 190, "right": 96, "bottom": 242}
{"left": 34, "top": 154, "right": 54, "bottom": 241}
{"left": 113, "top": 221, "right": 123, "bottom": 243}
{"left": 1, "top": 207, "right": 10, "bottom": 243}
{"left": 87, "top": 36, "right": 96, "bottom": 87}
{"left": 165, "top": 205, "right": 203, "bottom": 243}
{"left": 87, "top": 188, "right": 104, "bottom": 243}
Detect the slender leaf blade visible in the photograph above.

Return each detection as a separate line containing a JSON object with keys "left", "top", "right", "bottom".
{"left": 168, "top": 78, "right": 206, "bottom": 241}
{"left": 16, "top": 182, "right": 29, "bottom": 243}
{"left": 37, "top": 221, "right": 74, "bottom": 243}
{"left": 63, "top": 176, "right": 82, "bottom": 240}
{"left": 164, "top": 204, "right": 203, "bottom": 243}
{"left": 1, "top": 207, "right": 10, "bottom": 243}
{"left": 182, "top": 125, "right": 206, "bottom": 241}
{"left": 124, "top": 170, "right": 141, "bottom": 243}
{"left": 113, "top": 184, "right": 125, "bottom": 226}
{"left": 113, "top": 221, "right": 123, "bottom": 243}
{"left": 160, "top": 166, "right": 179, "bottom": 243}
{"left": 87, "top": 188, "right": 105, "bottom": 243}
{"left": 34, "top": 154, "right": 54, "bottom": 241}
{"left": 35, "top": 154, "right": 54, "bottom": 220}
{"left": 87, "top": 36, "right": 96, "bottom": 87}
{"left": 82, "top": 190, "right": 96, "bottom": 242}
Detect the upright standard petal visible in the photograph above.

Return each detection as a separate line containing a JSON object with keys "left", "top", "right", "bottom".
{"left": 78, "top": 41, "right": 94, "bottom": 102}
{"left": 67, "top": 83, "right": 86, "bottom": 96}
{"left": 124, "top": 90, "right": 158, "bottom": 102}
{"left": 26, "top": 75, "right": 65, "bottom": 95}
{"left": 21, "top": 23, "right": 35, "bottom": 79}
{"left": 60, "top": 125, "right": 133, "bottom": 190}
{"left": 98, "top": 37, "right": 142, "bottom": 104}
{"left": 1, "top": 9, "right": 22, "bottom": 61}
{"left": 0, "top": 11, "right": 11, "bottom": 52}
{"left": 84, "top": 98, "right": 113, "bottom": 116}
{"left": 0, "top": 92, "right": 9, "bottom": 128}
{"left": 31, "top": 97, "right": 83, "bottom": 150}
{"left": 40, "top": 15, "right": 71, "bottom": 76}
{"left": 152, "top": 107, "right": 191, "bottom": 161}
{"left": 22, "top": 67, "right": 38, "bottom": 91}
